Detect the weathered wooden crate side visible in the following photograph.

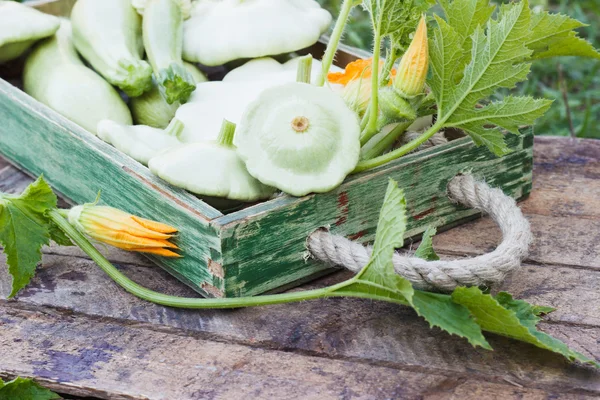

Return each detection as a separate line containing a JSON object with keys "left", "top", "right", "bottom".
{"left": 216, "top": 130, "right": 533, "bottom": 297}
{"left": 0, "top": 79, "right": 225, "bottom": 297}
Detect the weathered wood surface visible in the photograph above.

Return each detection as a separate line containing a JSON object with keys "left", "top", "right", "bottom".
{"left": 0, "top": 136, "right": 598, "bottom": 399}
{"left": 3, "top": 306, "right": 595, "bottom": 400}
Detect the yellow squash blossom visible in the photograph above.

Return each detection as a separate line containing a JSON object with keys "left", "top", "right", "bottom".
{"left": 328, "top": 58, "right": 396, "bottom": 115}
{"left": 68, "top": 205, "right": 180, "bottom": 257}
{"left": 394, "top": 15, "right": 429, "bottom": 97}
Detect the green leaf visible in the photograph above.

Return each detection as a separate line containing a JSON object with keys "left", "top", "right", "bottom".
{"left": 0, "top": 377, "right": 61, "bottom": 400}
{"left": 429, "top": 15, "right": 464, "bottom": 116}
{"left": 412, "top": 291, "right": 491, "bottom": 349}
{"left": 49, "top": 222, "right": 73, "bottom": 247}
{"left": 433, "top": 0, "right": 533, "bottom": 115}
{"left": 414, "top": 226, "right": 439, "bottom": 261}
{"left": 0, "top": 176, "right": 57, "bottom": 297}
{"left": 335, "top": 180, "right": 489, "bottom": 348}
{"left": 429, "top": 0, "right": 546, "bottom": 155}
{"left": 429, "top": 0, "right": 600, "bottom": 155}
{"left": 448, "top": 96, "right": 553, "bottom": 156}
{"left": 452, "top": 287, "right": 600, "bottom": 368}
{"left": 334, "top": 179, "right": 413, "bottom": 305}
{"left": 527, "top": 11, "right": 600, "bottom": 60}
{"left": 531, "top": 304, "right": 556, "bottom": 316}
{"left": 439, "top": 0, "right": 495, "bottom": 75}
{"left": 362, "top": 0, "right": 432, "bottom": 43}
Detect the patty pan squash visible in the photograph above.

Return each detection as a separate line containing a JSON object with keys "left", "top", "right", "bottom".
{"left": 235, "top": 82, "right": 361, "bottom": 197}
{"left": 183, "top": 0, "right": 332, "bottom": 66}
{"left": 71, "top": 0, "right": 153, "bottom": 97}
{"left": 97, "top": 118, "right": 184, "bottom": 165}
{"left": 149, "top": 120, "right": 276, "bottom": 202}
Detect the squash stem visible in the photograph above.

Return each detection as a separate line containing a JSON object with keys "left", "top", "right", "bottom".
{"left": 164, "top": 118, "right": 185, "bottom": 139}
{"left": 361, "top": 120, "right": 413, "bottom": 160}
{"left": 296, "top": 54, "right": 313, "bottom": 84}
{"left": 157, "top": 63, "right": 196, "bottom": 105}
{"left": 361, "top": 31, "right": 382, "bottom": 143}
{"left": 217, "top": 120, "right": 236, "bottom": 147}
{"left": 360, "top": 104, "right": 371, "bottom": 130}
{"left": 380, "top": 46, "right": 398, "bottom": 86}
{"left": 47, "top": 209, "right": 351, "bottom": 309}
{"left": 316, "top": 0, "right": 356, "bottom": 87}
{"left": 353, "top": 121, "right": 444, "bottom": 173}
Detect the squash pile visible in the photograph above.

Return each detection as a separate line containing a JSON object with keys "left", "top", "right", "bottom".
{"left": 4, "top": 0, "right": 599, "bottom": 207}
{"left": 0, "top": 0, "right": 424, "bottom": 206}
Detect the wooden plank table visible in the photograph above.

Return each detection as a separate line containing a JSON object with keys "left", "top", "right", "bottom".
{"left": 0, "top": 137, "right": 599, "bottom": 399}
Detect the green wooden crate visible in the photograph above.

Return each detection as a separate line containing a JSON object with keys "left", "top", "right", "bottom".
{"left": 0, "top": 0, "right": 533, "bottom": 298}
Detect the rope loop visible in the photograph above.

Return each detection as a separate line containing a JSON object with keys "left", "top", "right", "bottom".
{"left": 307, "top": 175, "right": 532, "bottom": 292}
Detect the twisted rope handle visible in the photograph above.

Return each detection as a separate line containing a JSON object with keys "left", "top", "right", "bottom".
{"left": 307, "top": 175, "right": 532, "bottom": 291}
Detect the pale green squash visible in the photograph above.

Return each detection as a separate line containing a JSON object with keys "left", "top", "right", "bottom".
{"left": 0, "top": 1, "right": 60, "bottom": 63}
{"left": 71, "top": 0, "right": 153, "bottom": 97}
{"left": 23, "top": 21, "right": 132, "bottom": 134}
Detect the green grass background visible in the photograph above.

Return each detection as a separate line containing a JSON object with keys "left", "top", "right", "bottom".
{"left": 318, "top": 0, "right": 600, "bottom": 139}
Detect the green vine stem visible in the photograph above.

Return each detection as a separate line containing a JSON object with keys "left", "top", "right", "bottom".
{"left": 379, "top": 46, "right": 398, "bottom": 85}
{"left": 47, "top": 210, "right": 369, "bottom": 309}
{"left": 360, "top": 120, "right": 413, "bottom": 160}
{"left": 361, "top": 31, "right": 382, "bottom": 141}
{"left": 354, "top": 121, "right": 444, "bottom": 173}
{"left": 316, "top": 0, "right": 357, "bottom": 87}
{"left": 360, "top": 103, "right": 372, "bottom": 130}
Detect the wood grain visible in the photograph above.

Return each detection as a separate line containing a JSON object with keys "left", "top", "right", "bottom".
{"left": 1, "top": 253, "right": 598, "bottom": 395}
{"left": 2, "top": 305, "right": 593, "bottom": 400}
{"left": 521, "top": 137, "right": 600, "bottom": 218}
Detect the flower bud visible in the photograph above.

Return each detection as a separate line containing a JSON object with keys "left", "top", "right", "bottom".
{"left": 68, "top": 205, "right": 180, "bottom": 257}
{"left": 379, "top": 87, "right": 417, "bottom": 121}
{"left": 394, "top": 16, "right": 429, "bottom": 97}
{"left": 328, "top": 58, "right": 396, "bottom": 115}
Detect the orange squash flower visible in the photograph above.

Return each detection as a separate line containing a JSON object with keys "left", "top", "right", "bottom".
{"left": 68, "top": 205, "right": 180, "bottom": 257}
{"left": 394, "top": 16, "right": 429, "bottom": 97}
{"left": 327, "top": 58, "right": 396, "bottom": 114}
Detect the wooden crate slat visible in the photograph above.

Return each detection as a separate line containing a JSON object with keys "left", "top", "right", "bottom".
{"left": 217, "top": 131, "right": 532, "bottom": 297}
{"left": 0, "top": 79, "right": 225, "bottom": 297}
